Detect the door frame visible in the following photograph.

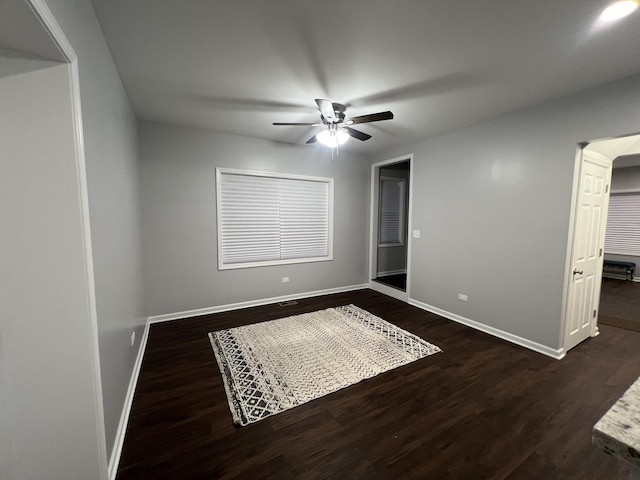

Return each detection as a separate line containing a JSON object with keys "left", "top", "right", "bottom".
{"left": 26, "top": 0, "right": 108, "bottom": 477}
{"left": 560, "top": 145, "right": 588, "bottom": 355}
{"left": 561, "top": 147, "right": 613, "bottom": 356}
{"left": 368, "top": 154, "right": 413, "bottom": 302}
{"left": 561, "top": 146, "right": 613, "bottom": 353}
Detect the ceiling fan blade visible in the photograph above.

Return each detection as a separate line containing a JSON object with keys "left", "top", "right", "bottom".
{"left": 273, "top": 122, "right": 323, "bottom": 126}
{"left": 315, "top": 98, "right": 337, "bottom": 122}
{"left": 306, "top": 135, "right": 318, "bottom": 144}
{"left": 344, "top": 127, "right": 372, "bottom": 141}
{"left": 345, "top": 111, "right": 394, "bottom": 125}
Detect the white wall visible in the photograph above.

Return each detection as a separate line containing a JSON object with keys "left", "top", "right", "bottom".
{"left": 0, "top": 64, "right": 104, "bottom": 480}
{"left": 374, "top": 74, "right": 640, "bottom": 351}
{"left": 139, "top": 121, "right": 371, "bottom": 316}
{"left": 43, "top": 0, "right": 145, "bottom": 457}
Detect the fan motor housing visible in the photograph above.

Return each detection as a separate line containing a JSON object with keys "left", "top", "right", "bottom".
{"left": 332, "top": 103, "right": 347, "bottom": 122}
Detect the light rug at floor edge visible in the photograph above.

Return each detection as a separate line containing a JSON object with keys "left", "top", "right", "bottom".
{"left": 208, "top": 304, "right": 441, "bottom": 426}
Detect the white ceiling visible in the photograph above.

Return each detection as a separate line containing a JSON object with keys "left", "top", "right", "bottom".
{"left": 586, "top": 134, "right": 640, "bottom": 168}
{"left": 0, "top": 0, "right": 65, "bottom": 80}
{"left": 0, "top": 0, "right": 65, "bottom": 61}
{"left": 587, "top": 134, "right": 640, "bottom": 158}
{"left": 90, "top": 0, "right": 640, "bottom": 154}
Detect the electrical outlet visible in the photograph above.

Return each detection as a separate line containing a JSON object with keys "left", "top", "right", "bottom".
{"left": 458, "top": 293, "right": 468, "bottom": 302}
{"left": 130, "top": 331, "right": 136, "bottom": 346}
{"left": 282, "top": 276, "right": 290, "bottom": 283}
{"left": 412, "top": 230, "right": 421, "bottom": 238}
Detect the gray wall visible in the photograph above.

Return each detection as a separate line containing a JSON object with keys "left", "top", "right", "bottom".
{"left": 139, "top": 121, "right": 371, "bottom": 316}
{"left": 374, "top": 74, "right": 640, "bottom": 351}
{"left": 605, "top": 165, "right": 640, "bottom": 272}
{"left": 377, "top": 247, "right": 408, "bottom": 275}
{"left": 44, "top": 0, "right": 145, "bottom": 457}
{"left": 0, "top": 64, "right": 103, "bottom": 479}
{"left": 611, "top": 165, "right": 640, "bottom": 190}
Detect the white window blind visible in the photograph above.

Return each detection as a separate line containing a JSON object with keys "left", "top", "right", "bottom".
{"left": 217, "top": 169, "right": 333, "bottom": 269}
{"left": 280, "top": 178, "right": 329, "bottom": 260}
{"left": 378, "top": 177, "right": 405, "bottom": 246}
{"left": 604, "top": 192, "right": 640, "bottom": 256}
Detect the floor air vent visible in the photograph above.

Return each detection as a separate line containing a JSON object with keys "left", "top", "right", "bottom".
{"left": 278, "top": 300, "right": 298, "bottom": 307}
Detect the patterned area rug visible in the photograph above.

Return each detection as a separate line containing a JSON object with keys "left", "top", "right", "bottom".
{"left": 208, "top": 304, "right": 442, "bottom": 426}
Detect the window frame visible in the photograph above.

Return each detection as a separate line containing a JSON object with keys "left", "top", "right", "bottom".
{"left": 216, "top": 167, "right": 334, "bottom": 270}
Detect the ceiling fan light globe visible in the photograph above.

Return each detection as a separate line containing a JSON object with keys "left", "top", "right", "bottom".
{"left": 316, "top": 129, "right": 333, "bottom": 147}
{"left": 316, "top": 128, "right": 350, "bottom": 147}
{"left": 336, "top": 128, "right": 349, "bottom": 145}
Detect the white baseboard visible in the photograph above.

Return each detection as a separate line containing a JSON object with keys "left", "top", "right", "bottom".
{"left": 409, "top": 298, "right": 566, "bottom": 360}
{"left": 376, "top": 269, "right": 407, "bottom": 277}
{"left": 602, "top": 273, "right": 640, "bottom": 283}
{"left": 106, "top": 282, "right": 369, "bottom": 477}
{"left": 148, "top": 283, "right": 369, "bottom": 324}
{"left": 107, "top": 320, "right": 151, "bottom": 480}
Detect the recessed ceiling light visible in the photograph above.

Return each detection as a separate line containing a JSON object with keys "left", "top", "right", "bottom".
{"left": 600, "top": 0, "right": 638, "bottom": 22}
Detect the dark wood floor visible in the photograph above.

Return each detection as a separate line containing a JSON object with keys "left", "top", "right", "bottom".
{"left": 599, "top": 277, "right": 640, "bottom": 331}
{"left": 373, "top": 273, "right": 407, "bottom": 291}
{"left": 116, "top": 289, "right": 640, "bottom": 479}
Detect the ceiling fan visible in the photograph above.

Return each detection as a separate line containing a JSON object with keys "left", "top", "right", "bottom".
{"left": 273, "top": 99, "right": 394, "bottom": 147}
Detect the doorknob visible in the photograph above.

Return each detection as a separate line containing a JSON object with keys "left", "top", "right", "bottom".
{"left": 573, "top": 269, "right": 583, "bottom": 275}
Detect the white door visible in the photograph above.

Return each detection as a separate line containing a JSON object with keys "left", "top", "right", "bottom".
{"left": 564, "top": 150, "right": 612, "bottom": 351}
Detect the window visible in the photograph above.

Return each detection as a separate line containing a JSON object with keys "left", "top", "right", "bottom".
{"left": 605, "top": 192, "right": 640, "bottom": 256}
{"left": 216, "top": 168, "right": 333, "bottom": 269}
{"left": 378, "top": 176, "right": 406, "bottom": 247}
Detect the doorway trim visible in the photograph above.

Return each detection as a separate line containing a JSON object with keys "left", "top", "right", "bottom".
{"left": 368, "top": 154, "right": 414, "bottom": 302}
{"left": 559, "top": 145, "right": 586, "bottom": 354}
{"left": 560, "top": 132, "right": 640, "bottom": 353}
{"left": 561, "top": 148, "right": 613, "bottom": 353}
{"left": 27, "top": 1, "right": 108, "bottom": 478}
